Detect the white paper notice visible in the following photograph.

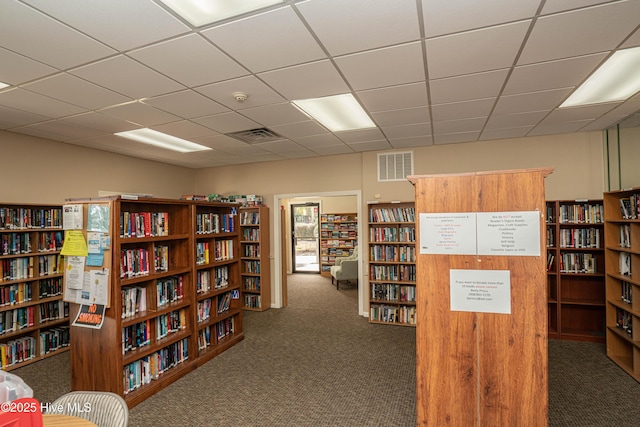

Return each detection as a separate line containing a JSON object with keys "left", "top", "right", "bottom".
{"left": 64, "top": 256, "right": 85, "bottom": 290}
{"left": 476, "top": 211, "right": 541, "bottom": 256}
{"left": 450, "top": 269, "right": 511, "bottom": 314}
{"left": 63, "top": 204, "right": 83, "bottom": 230}
{"left": 419, "top": 213, "right": 477, "bottom": 255}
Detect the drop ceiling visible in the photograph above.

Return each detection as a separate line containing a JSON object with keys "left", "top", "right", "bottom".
{"left": 1, "top": 0, "right": 639, "bottom": 169}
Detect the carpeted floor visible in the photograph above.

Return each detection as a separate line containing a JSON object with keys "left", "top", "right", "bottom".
{"left": 13, "top": 274, "right": 640, "bottom": 426}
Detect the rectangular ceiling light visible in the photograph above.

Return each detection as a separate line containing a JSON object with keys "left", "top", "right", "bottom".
{"left": 115, "top": 128, "right": 212, "bottom": 153}
{"left": 159, "top": 0, "right": 284, "bottom": 27}
{"left": 292, "top": 94, "right": 376, "bottom": 132}
{"left": 0, "top": 82, "right": 9, "bottom": 90}
{"left": 561, "top": 46, "right": 640, "bottom": 108}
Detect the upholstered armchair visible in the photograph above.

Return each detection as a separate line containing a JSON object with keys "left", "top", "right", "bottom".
{"left": 330, "top": 246, "right": 358, "bottom": 290}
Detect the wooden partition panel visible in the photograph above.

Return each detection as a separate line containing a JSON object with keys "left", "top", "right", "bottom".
{"left": 410, "top": 168, "right": 551, "bottom": 427}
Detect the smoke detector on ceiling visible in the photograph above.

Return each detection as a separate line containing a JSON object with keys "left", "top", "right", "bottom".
{"left": 233, "top": 92, "right": 248, "bottom": 103}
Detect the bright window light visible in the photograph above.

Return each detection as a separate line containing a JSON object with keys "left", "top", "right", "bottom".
{"left": 292, "top": 94, "right": 376, "bottom": 132}
{"left": 561, "top": 46, "right": 640, "bottom": 108}
{"left": 159, "top": 0, "right": 284, "bottom": 27}
{"left": 115, "top": 128, "right": 212, "bottom": 153}
{"left": 0, "top": 82, "right": 9, "bottom": 90}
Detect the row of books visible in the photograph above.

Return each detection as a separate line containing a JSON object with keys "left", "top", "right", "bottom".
{"left": 157, "top": 276, "right": 184, "bottom": 307}
{"left": 242, "top": 243, "right": 260, "bottom": 258}
{"left": 153, "top": 245, "right": 169, "bottom": 273}
{"left": 369, "top": 207, "right": 415, "bottom": 223}
{"left": 1, "top": 254, "right": 64, "bottom": 282}
{"left": 0, "top": 207, "right": 62, "bottom": 230}
{"left": 321, "top": 230, "right": 357, "bottom": 239}
{"left": 123, "top": 338, "right": 189, "bottom": 395}
{"left": 40, "top": 300, "right": 68, "bottom": 322}
{"left": 242, "top": 260, "right": 260, "bottom": 274}
{"left": 369, "top": 226, "right": 415, "bottom": 243}
{"left": 320, "top": 214, "right": 357, "bottom": 222}
{"left": 122, "top": 287, "right": 146, "bottom": 319}
{"left": 122, "top": 320, "right": 151, "bottom": 354}
{"left": 615, "top": 307, "right": 632, "bottom": 336}
{"left": 195, "top": 212, "right": 235, "bottom": 234}
{"left": 120, "top": 248, "right": 150, "bottom": 279}
{"left": 370, "top": 304, "right": 416, "bottom": 325}
{"left": 321, "top": 239, "right": 355, "bottom": 248}
{"left": 195, "top": 240, "right": 234, "bottom": 265}
{"left": 620, "top": 194, "right": 640, "bottom": 220}
{"left": 558, "top": 253, "right": 597, "bottom": 274}
{"left": 239, "top": 211, "right": 260, "bottom": 225}
{"left": 0, "top": 282, "right": 32, "bottom": 306}
{"left": 37, "top": 232, "right": 64, "bottom": 253}
{"left": 620, "top": 224, "right": 631, "bottom": 248}
{"left": 370, "top": 244, "right": 416, "bottom": 263}
{"left": 0, "top": 306, "right": 34, "bottom": 335}
{"left": 622, "top": 280, "right": 633, "bottom": 304}
{"left": 197, "top": 298, "right": 212, "bottom": 323}
{"left": 40, "top": 326, "right": 70, "bottom": 356}
{"left": 120, "top": 211, "right": 169, "bottom": 238}
{"left": 558, "top": 228, "right": 601, "bottom": 248}
{"left": 0, "top": 336, "right": 36, "bottom": 369}
{"left": 38, "top": 254, "right": 63, "bottom": 276}
{"left": 370, "top": 283, "right": 416, "bottom": 302}
{"left": 242, "top": 228, "right": 260, "bottom": 242}
{"left": 556, "top": 203, "right": 604, "bottom": 224}
{"left": 1, "top": 233, "right": 31, "bottom": 255}
{"left": 197, "top": 317, "right": 236, "bottom": 350}
{"left": 242, "top": 276, "right": 260, "bottom": 292}
{"left": 197, "top": 266, "right": 229, "bottom": 294}
{"left": 619, "top": 252, "right": 632, "bottom": 277}
{"left": 157, "top": 309, "right": 187, "bottom": 340}
{"left": 369, "top": 264, "right": 416, "bottom": 282}
{"left": 244, "top": 294, "right": 261, "bottom": 309}
{"left": 320, "top": 247, "right": 354, "bottom": 258}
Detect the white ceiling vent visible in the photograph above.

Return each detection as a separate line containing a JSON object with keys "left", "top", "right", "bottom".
{"left": 378, "top": 151, "right": 413, "bottom": 182}
{"left": 226, "top": 128, "right": 283, "bottom": 144}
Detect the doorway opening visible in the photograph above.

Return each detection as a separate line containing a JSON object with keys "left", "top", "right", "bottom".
{"left": 291, "top": 203, "right": 320, "bottom": 273}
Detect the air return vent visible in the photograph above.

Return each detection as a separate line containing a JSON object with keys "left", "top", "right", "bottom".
{"left": 226, "top": 128, "right": 283, "bottom": 144}
{"left": 378, "top": 151, "right": 413, "bottom": 182}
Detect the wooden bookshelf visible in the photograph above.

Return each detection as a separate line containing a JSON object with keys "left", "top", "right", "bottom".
{"left": 239, "top": 206, "right": 270, "bottom": 311}
{"left": 0, "top": 203, "right": 69, "bottom": 371}
{"left": 67, "top": 197, "right": 243, "bottom": 408}
{"left": 546, "top": 200, "right": 605, "bottom": 342}
{"left": 320, "top": 212, "right": 357, "bottom": 276}
{"left": 603, "top": 188, "right": 640, "bottom": 382}
{"left": 367, "top": 202, "right": 416, "bottom": 326}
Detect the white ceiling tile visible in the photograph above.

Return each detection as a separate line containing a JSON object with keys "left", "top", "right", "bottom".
{"left": 389, "top": 135, "right": 433, "bottom": 148}
{"left": 0, "top": 88, "right": 86, "bottom": 118}
{"left": 484, "top": 111, "right": 549, "bottom": 129}
{"left": 357, "top": 83, "right": 429, "bottom": 113}
{"left": 278, "top": 149, "right": 318, "bottom": 159}
{"left": 0, "top": 105, "right": 49, "bottom": 128}
{"left": 258, "top": 60, "right": 350, "bottom": 100}
{"left": 0, "top": 47, "right": 57, "bottom": 85}
{"left": 372, "top": 106, "right": 430, "bottom": 127}
{"left": 270, "top": 121, "right": 328, "bottom": 139}
{"left": 432, "top": 117, "right": 487, "bottom": 134}
{"left": 347, "top": 140, "right": 392, "bottom": 152}
{"left": 334, "top": 42, "right": 425, "bottom": 91}
{"left": 253, "top": 139, "right": 303, "bottom": 153}
{"left": 201, "top": 7, "right": 326, "bottom": 73}
{"left": 518, "top": 1, "right": 640, "bottom": 65}
{"left": 151, "top": 121, "right": 219, "bottom": 139}
{"left": 239, "top": 103, "right": 309, "bottom": 127}
{"left": 480, "top": 127, "right": 533, "bottom": 140}
{"left": 23, "top": 74, "right": 131, "bottom": 110}
{"left": 431, "top": 98, "right": 495, "bottom": 121}
{"left": 14, "top": 119, "right": 102, "bottom": 141}
{"left": 580, "top": 115, "right": 628, "bottom": 131}
{"left": 129, "top": 34, "right": 248, "bottom": 87}
{"left": 621, "top": 28, "right": 640, "bottom": 49}
{"left": 493, "top": 88, "right": 573, "bottom": 115}
{"left": 0, "top": 1, "right": 116, "bottom": 69}
{"left": 70, "top": 55, "right": 185, "bottom": 99}
{"left": 100, "top": 102, "right": 181, "bottom": 127}
{"left": 504, "top": 53, "right": 607, "bottom": 95}
{"left": 381, "top": 123, "right": 431, "bottom": 139}
{"left": 337, "top": 128, "right": 386, "bottom": 143}
{"left": 293, "top": 134, "right": 344, "bottom": 148}
{"left": 297, "top": 0, "right": 420, "bottom": 56}
{"left": 192, "top": 112, "right": 261, "bottom": 134}
{"left": 543, "top": 103, "right": 619, "bottom": 123}
{"left": 22, "top": 0, "right": 190, "bottom": 51}
{"left": 195, "top": 76, "right": 285, "bottom": 110}
{"left": 142, "top": 90, "right": 229, "bottom": 119}
{"left": 529, "top": 119, "right": 595, "bottom": 136}
{"left": 429, "top": 69, "right": 509, "bottom": 104}
{"left": 310, "top": 145, "right": 354, "bottom": 155}
{"left": 426, "top": 21, "right": 531, "bottom": 79}
{"left": 422, "top": 0, "right": 540, "bottom": 37}
{"left": 433, "top": 131, "right": 481, "bottom": 144}
{"left": 63, "top": 112, "right": 139, "bottom": 133}
{"left": 542, "top": 0, "right": 618, "bottom": 15}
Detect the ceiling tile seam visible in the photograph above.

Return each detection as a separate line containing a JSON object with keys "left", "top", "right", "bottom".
{"left": 415, "top": 0, "right": 435, "bottom": 143}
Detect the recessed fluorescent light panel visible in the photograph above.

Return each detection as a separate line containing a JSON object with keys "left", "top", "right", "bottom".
{"left": 561, "top": 46, "right": 640, "bottom": 108}
{"left": 115, "top": 128, "right": 212, "bottom": 153}
{"left": 292, "top": 94, "right": 376, "bottom": 132}
{"left": 159, "top": 0, "right": 284, "bottom": 27}
{"left": 0, "top": 82, "right": 9, "bottom": 90}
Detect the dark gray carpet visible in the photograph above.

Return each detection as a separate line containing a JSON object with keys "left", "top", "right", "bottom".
{"left": 13, "top": 274, "right": 640, "bottom": 426}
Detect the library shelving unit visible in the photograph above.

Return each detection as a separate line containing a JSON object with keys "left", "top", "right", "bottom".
{"left": 0, "top": 203, "right": 69, "bottom": 371}
{"left": 67, "top": 196, "right": 243, "bottom": 408}
{"left": 320, "top": 212, "right": 357, "bottom": 276}
{"left": 546, "top": 200, "right": 605, "bottom": 342}
{"left": 603, "top": 188, "right": 640, "bottom": 382}
{"left": 239, "top": 206, "right": 270, "bottom": 311}
{"left": 367, "top": 202, "right": 416, "bottom": 326}
{"left": 193, "top": 201, "right": 244, "bottom": 362}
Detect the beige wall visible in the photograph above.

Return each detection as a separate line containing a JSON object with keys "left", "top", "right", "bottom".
{"left": 619, "top": 126, "right": 640, "bottom": 189}
{"left": 1, "top": 131, "right": 196, "bottom": 204}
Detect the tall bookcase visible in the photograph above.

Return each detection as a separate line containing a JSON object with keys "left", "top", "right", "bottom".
{"left": 604, "top": 188, "right": 640, "bottom": 382}
{"left": 67, "top": 197, "right": 243, "bottom": 408}
{"left": 320, "top": 212, "right": 357, "bottom": 276}
{"left": 239, "top": 206, "right": 270, "bottom": 311}
{"left": 0, "top": 203, "right": 69, "bottom": 371}
{"left": 546, "top": 200, "right": 605, "bottom": 342}
{"left": 367, "top": 202, "right": 416, "bottom": 326}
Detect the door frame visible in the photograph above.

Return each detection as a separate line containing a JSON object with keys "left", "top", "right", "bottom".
{"left": 290, "top": 202, "right": 320, "bottom": 274}
{"left": 272, "top": 190, "right": 365, "bottom": 316}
